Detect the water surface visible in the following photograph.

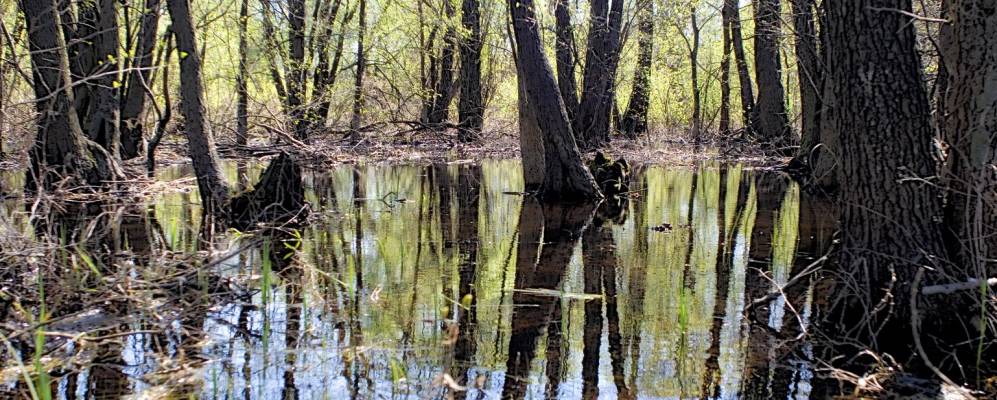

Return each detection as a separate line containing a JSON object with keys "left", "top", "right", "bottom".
{"left": 0, "top": 160, "right": 836, "bottom": 399}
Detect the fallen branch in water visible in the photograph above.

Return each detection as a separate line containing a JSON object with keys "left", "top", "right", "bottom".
{"left": 921, "top": 277, "right": 997, "bottom": 296}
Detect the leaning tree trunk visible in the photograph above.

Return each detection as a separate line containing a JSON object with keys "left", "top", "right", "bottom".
{"left": 120, "top": 0, "right": 162, "bottom": 159}
{"left": 620, "top": 0, "right": 653, "bottom": 138}
{"left": 287, "top": 0, "right": 308, "bottom": 139}
{"left": 553, "top": 0, "right": 579, "bottom": 120}
{"left": 21, "top": 0, "right": 116, "bottom": 191}
{"left": 724, "top": 0, "right": 754, "bottom": 130}
{"left": 457, "top": 0, "right": 484, "bottom": 140}
{"left": 823, "top": 0, "right": 952, "bottom": 363}
{"left": 940, "top": 0, "right": 997, "bottom": 285}
{"left": 508, "top": 0, "right": 602, "bottom": 201}
{"left": 166, "top": 0, "right": 230, "bottom": 214}
{"left": 575, "top": 0, "right": 624, "bottom": 150}
{"left": 510, "top": 27, "right": 545, "bottom": 192}
{"left": 791, "top": 0, "right": 822, "bottom": 161}
{"left": 751, "top": 0, "right": 791, "bottom": 147}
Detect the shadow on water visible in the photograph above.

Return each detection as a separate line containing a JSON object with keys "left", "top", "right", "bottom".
{"left": 0, "top": 159, "right": 838, "bottom": 398}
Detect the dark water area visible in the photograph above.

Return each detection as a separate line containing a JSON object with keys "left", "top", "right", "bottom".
{"left": 0, "top": 160, "right": 837, "bottom": 399}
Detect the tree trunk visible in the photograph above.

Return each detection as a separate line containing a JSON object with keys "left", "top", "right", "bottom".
{"left": 429, "top": 0, "right": 457, "bottom": 126}
{"left": 457, "top": 0, "right": 483, "bottom": 140}
{"left": 21, "top": 0, "right": 116, "bottom": 191}
{"left": 517, "top": 63, "right": 545, "bottom": 192}
{"left": 575, "top": 0, "right": 624, "bottom": 150}
{"left": 349, "top": 0, "right": 367, "bottom": 136}
{"left": 120, "top": 0, "right": 162, "bottom": 159}
{"left": 823, "top": 0, "right": 950, "bottom": 360}
{"left": 620, "top": 1, "right": 653, "bottom": 138}
{"left": 508, "top": 0, "right": 602, "bottom": 200}
{"left": 724, "top": 0, "right": 754, "bottom": 130}
{"left": 690, "top": 9, "right": 702, "bottom": 142}
{"left": 719, "top": 17, "right": 732, "bottom": 136}
{"left": 166, "top": 0, "right": 230, "bottom": 214}
{"left": 751, "top": 0, "right": 791, "bottom": 146}
{"left": 940, "top": 0, "right": 997, "bottom": 284}
{"left": 235, "top": 0, "right": 249, "bottom": 146}
{"left": 554, "top": 0, "right": 579, "bottom": 120}
{"left": 287, "top": 0, "right": 308, "bottom": 139}
{"left": 791, "top": 0, "right": 822, "bottom": 161}
{"left": 313, "top": 0, "right": 350, "bottom": 133}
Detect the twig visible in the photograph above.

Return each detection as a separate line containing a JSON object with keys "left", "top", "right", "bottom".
{"left": 922, "top": 277, "right": 997, "bottom": 296}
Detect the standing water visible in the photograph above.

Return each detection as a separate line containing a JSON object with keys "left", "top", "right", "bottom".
{"left": 0, "top": 159, "right": 835, "bottom": 399}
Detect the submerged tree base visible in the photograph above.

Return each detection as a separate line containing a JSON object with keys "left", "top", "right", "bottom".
{"left": 227, "top": 153, "right": 308, "bottom": 230}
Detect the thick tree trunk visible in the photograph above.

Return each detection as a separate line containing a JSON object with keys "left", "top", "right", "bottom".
{"left": 620, "top": 1, "right": 653, "bottom": 138}
{"left": 823, "top": 0, "right": 950, "bottom": 361}
{"left": 235, "top": 0, "right": 249, "bottom": 146}
{"left": 724, "top": 0, "right": 755, "bottom": 130}
{"left": 287, "top": 0, "right": 308, "bottom": 139}
{"left": 120, "top": 0, "right": 162, "bottom": 159}
{"left": 554, "top": 0, "right": 579, "bottom": 120}
{"left": 166, "top": 0, "right": 230, "bottom": 214}
{"left": 349, "top": 0, "right": 367, "bottom": 136}
{"left": 21, "top": 0, "right": 115, "bottom": 190}
{"left": 575, "top": 0, "right": 624, "bottom": 150}
{"left": 517, "top": 66, "right": 545, "bottom": 192}
{"left": 428, "top": 0, "right": 458, "bottom": 126}
{"left": 791, "top": 0, "right": 822, "bottom": 160}
{"left": 751, "top": 0, "right": 791, "bottom": 146}
{"left": 457, "top": 0, "right": 483, "bottom": 140}
{"left": 940, "top": 0, "right": 997, "bottom": 283}
{"left": 508, "top": 0, "right": 602, "bottom": 200}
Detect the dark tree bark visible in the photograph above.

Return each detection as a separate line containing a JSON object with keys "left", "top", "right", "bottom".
{"left": 751, "top": 0, "right": 791, "bottom": 146}
{"left": 120, "top": 0, "right": 162, "bottom": 159}
{"left": 823, "top": 0, "right": 953, "bottom": 362}
{"left": 719, "top": 16, "right": 732, "bottom": 136}
{"left": 940, "top": 0, "right": 997, "bottom": 284}
{"left": 235, "top": 0, "right": 249, "bottom": 146}
{"left": 166, "top": 0, "right": 230, "bottom": 213}
{"left": 516, "top": 63, "right": 545, "bottom": 192}
{"left": 313, "top": 0, "right": 351, "bottom": 131}
{"left": 428, "top": 0, "right": 458, "bottom": 126}
{"left": 554, "top": 0, "right": 579, "bottom": 119}
{"left": 457, "top": 0, "right": 483, "bottom": 140}
{"left": 621, "top": 1, "right": 653, "bottom": 138}
{"left": 349, "top": 0, "right": 367, "bottom": 136}
{"left": 791, "top": 0, "right": 822, "bottom": 160}
{"left": 508, "top": 0, "right": 602, "bottom": 200}
{"left": 689, "top": 8, "right": 702, "bottom": 142}
{"left": 86, "top": 0, "right": 124, "bottom": 160}
{"left": 287, "top": 0, "right": 307, "bottom": 139}
{"left": 575, "top": 0, "right": 624, "bottom": 149}
{"left": 21, "top": 0, "right": 117, "bottom": 190}
{"left": 724, "top": 0, "right": 754, "bottom": 130}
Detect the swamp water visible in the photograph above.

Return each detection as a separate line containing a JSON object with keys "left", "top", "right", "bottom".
{"left": 0, "top": 159, "right": 836, "bottom": 399}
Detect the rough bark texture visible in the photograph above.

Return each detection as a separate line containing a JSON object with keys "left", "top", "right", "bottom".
{"left": 287, "top": 0, "right": 307, "bottom": 139}
{"left": 517, "top": 64, "right": 545, "bottom": 192}
{"left": 621, "top": 2, "right": 653, "bottom": 138}
{"left": 940, "top": 0, "right": 997, "bottom": 282}
{"left": 508, "top": 0, "right": 602, "bottom": 201}
{"left": 236, "top": 0, "right": 249, "bottom": 146}
{"left": 575, "top": 0, "right": 624, "bottom": 149}
{"left": 751, "top": 0, "right": 791, "bottom": 146}
{"left": 791, "top": 0, "right": 822, "bottom": 160}
{"left": 457, "top": 0, "right": 483, "bottom": 140}
{"left": 724, "top": 0, "right": 754, "bottom": 129}
{"left": 120, "top": 0, "right": 162, "bottom": 159}
{"left": 689, "top": 9, "right": 702, "bottom": 142}
{"left": 21, "top": 0, "right": 114, "bottom": 190}
{"left": 228, "top": 153, "right": 306, "bottom": 229}
{"left": 428, "top": 0, "right": 458, "bottom": 126}
{"left": 167, "top": 0, "right": 230, "bottom": 214}
{"left": 823, "top": 0, "right": 950, "bottom": 359}
{"left": 554, "top": 0, "right": 579, "bottom": 120}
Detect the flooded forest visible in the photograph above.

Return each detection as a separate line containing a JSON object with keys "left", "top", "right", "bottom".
{"left": 0, "top": 0, "right": 995, "bottom": 398}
